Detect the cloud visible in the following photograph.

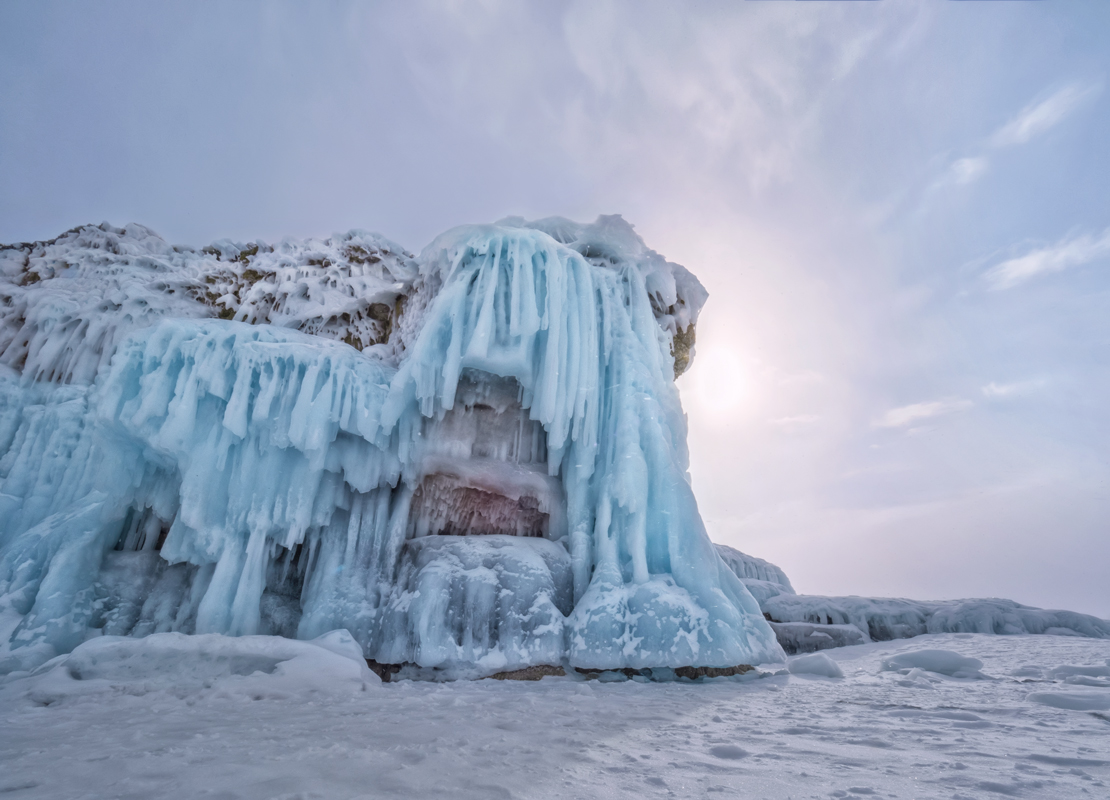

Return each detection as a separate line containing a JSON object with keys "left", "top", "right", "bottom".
{"left": 989, "top": 83, "right": 1098, "bottom": 148}
{"left": 875, "top": 398, "right": 972, "bottom": 429}
{"left": 929, "top": 155, "right": 987, "bottom": 191}
{"left": 984, "top": 227, "right": 1110, "bottom": 290}
{"left": 928, "top": 83, "right": 1096, "bottom": 196}
{"left": 948, "top": 156, "right": 988, "bottom": 185}
{"left": 982, "top": 379, "right": 1044, "bottom": 398}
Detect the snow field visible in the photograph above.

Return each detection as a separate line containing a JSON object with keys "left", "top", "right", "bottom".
{"left": 1, "top": 632, "right": 1108, "bottom": 799}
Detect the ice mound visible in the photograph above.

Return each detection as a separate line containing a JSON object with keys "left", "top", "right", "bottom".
{"left": 880, "top": 649, "right": 985, "bottom": 678}
{"left": 1026, "top": 691, "right": 1110, "bottom": 712}
{"left": 787, "top": 651, "right": 844, "bottom": 678}
{"left": 0, "top": 217, "right": 783, "bottom": 676}
{"left": 9, "top": 630, "right": 377, "bottom": 704}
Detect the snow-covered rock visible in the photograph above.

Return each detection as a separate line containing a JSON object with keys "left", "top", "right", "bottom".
{"left": 0, "top": 223, "right": 416, "bottom": 384}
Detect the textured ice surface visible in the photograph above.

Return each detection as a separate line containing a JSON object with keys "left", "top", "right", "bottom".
{"left": 0, "top": 217, "right": 782, "bottom": 675}
{"left": 372, "top": 535, "right": 572, "bottom": 675}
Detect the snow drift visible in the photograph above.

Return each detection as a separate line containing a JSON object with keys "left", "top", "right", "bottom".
{"left": 0, "top": 217, "right": 780, "bottom": 676}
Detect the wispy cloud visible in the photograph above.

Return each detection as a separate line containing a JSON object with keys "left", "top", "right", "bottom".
{"left": 930, "top": 83, "right": 1097, "bottom": 192}
{"left": 990, "top": 83, "right": 1098, "bottom": 148}
{"left": 947, "top": 157, "right": 988, "bottom": 185}
{"left": 982, "top": 379, "right": 1044, "bottom": 398}
{"left": 875, "top": 398, "right": 972, "bottom": 429}
{"left": 984, "top": 227, "right": 1110, "bottom": 290}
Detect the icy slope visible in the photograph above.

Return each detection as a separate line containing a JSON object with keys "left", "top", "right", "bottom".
{"left": 0, "top": 217, "right": 779, "bottom": 676}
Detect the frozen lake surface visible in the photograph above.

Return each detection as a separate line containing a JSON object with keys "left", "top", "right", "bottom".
{"left": 2, "top": 632, "right": 1108, "bottom": 799}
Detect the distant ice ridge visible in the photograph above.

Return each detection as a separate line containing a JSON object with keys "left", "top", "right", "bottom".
{"left": 713, "top": 546, "right": 1110, "bottom": 653}
{"left": 762, "top": 594, "right": 1110, "bottom": 644}
{"left": 0, "top": 217, "right": 781, "bottom": 676}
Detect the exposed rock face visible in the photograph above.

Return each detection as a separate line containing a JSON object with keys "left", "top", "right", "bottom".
{"left": 670, "top": 322, "right": 696, "bottom": 378}
{"left": 487, "top": 664, "right": 566, "bottom": 681}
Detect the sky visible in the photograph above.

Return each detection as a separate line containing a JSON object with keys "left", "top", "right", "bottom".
{"left": 1, "top": 0, "right": 1108, "bottom": 617}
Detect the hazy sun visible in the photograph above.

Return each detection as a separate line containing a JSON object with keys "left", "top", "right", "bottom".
{"left": 682, "top": 344, "right": 747, "bottom": 420}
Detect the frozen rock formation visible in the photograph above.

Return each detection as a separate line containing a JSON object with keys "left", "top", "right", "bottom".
{"left": 0, "top": 216, "right": 780, "bottom": 677}
{"left": 714, "top": 547, "right": 1110, "bottom": 653}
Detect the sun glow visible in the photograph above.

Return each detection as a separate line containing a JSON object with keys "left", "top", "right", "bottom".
{"left": 682, "top": 344, "right": 749, "bottom": 421}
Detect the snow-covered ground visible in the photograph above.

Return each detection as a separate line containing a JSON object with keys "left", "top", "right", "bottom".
{"left": 2, "top": 632, "right": 1108, "bottom": 799}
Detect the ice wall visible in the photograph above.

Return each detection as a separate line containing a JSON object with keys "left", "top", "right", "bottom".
{"left": 0, "top": 217, "right": 782, "bottom": 676}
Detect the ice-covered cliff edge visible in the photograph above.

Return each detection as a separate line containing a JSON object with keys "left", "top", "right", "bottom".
{"left": 0, "top": 216, "right": 778, "bottom": 676}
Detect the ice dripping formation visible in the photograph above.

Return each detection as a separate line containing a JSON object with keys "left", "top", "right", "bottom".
{"left": 0, "top": 216, "right": 784, "bottom": 676}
